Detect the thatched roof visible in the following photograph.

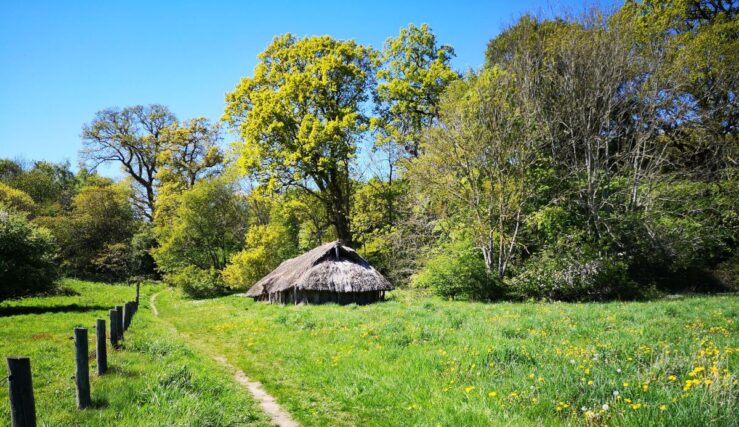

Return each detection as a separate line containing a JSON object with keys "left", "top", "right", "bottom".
{"left": 245, "top": 241, "right": 393, "bottom": 297}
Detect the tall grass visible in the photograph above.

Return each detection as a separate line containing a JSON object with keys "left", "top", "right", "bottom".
{"left": 156, "top": 290, "right": 738, "bottom": 426}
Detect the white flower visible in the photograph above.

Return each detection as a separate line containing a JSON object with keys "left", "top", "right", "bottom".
{"left": 602, "top": 404, "right": 610, "bottom": 411}
{"left": 613, "top": 391, "right": 620, "bottom": 396}
{"left": 581, "top": 406, "right": 588, "bottom": 412}
{"left": 570, "top": 359, "right": 576, "bottom": 364}
{"left": 616, "top": 368, "right": 622, "bottom": 373}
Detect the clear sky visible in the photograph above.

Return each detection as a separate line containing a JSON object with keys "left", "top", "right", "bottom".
{"left": 0, "top": 0, "right": 618, "bottom": 176}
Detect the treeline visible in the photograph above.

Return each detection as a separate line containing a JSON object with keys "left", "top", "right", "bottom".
{"left": 1, "top": 1, "right": 736, "bottom": 301}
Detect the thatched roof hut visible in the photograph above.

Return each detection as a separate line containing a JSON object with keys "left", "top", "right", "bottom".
{"left": 246, "top": 240, "right": 393, "bottom": 305}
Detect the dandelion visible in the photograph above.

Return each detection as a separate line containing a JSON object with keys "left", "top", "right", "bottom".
{"left": 631, "top": 403, "right": 642, "bottom": 410}
{"left": 588, "top": 380, "right": 594, "bottom": 385}
{"left": 659, "top": 404, "right": 668, "bottom": 411}
{"left": 613, "top": 390, "right": 620, "bottom": 397}
{"left": 617, "top": 368, "right": 622, "bottom": 373}
{"left": 464, "top": 386, "right": 475, "bottom": 393}
{"left": 668, "top": 375, "right": 677, "bottom": 381}
{"left": 602, "top": 404, "right": 609, "bottom": 411}
{"left": 528, "top": 373, "right": 535, "bottom": 379}
{"left": 623, "top": 382, "right": 630, "bottom": 388}
{"left": 642, "top": 383, "right": 649, "bottom": 392}
{"left": 488, "top": 391, "right": 497, "bottom": 397}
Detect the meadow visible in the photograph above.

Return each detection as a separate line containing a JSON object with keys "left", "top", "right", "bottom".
{"left": 154, "top": 289, "right": 738, "bottom": 426}
{"left": 1, "top": 280, "right": 737, "bottom": 426}
{"left": 0, "top": 280, "right": 268, "bottom": 426}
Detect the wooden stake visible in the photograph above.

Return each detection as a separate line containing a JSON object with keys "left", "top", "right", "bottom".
{"left": 95, "top": 319, "right": 107, "bottom": 375}
{"left": 74, "top": 328, "right": 91, "bottom": 409}
{"left": 7, "top": 357, "right": 36, "bottom": 427}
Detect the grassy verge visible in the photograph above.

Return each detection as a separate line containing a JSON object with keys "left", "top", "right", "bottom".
{"left": 0, "top": 280, "right": 269, "bottom": 426}
{"left": 156, "top": 290, "right": 738, "bottom": 426}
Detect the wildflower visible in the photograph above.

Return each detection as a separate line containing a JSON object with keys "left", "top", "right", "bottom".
{"left": 642, "top": 383, "right": 649, "bottom": 392}
{"left": 693, "top": 366, "right": 705, "bottom": 373}
{"left": 659, "top": 404, "right": 668, "bottom": 411}
{"left": 668, "top": 375, "right": 677, "bottom": 381}
{"left": 631, "top": 403, "right": 642, "bottom": 410}
{"left": 623, "top": 382, "right": 630, "bottom": 388}
{"left": 612, "top": 391, "right": 620, "bottom": 397}
{"left": 528, "top": 373, "right": 535, "bottom": 379}
{"left": 488, "top": 391, "right": 497, "bottom": 397}
{"left": 616, "top": 368, "right": 622, "bottom": 373}
{"left": 602, "top": 404, "right": 609, "bottom": 411}
{"left": 538, "top": 376, "right": 544, "bottom": 383}
{"left": 464, "top": 386, "right": 475, "bottom": 393}
{"left": 588, "top": 380, "right": 594, "bottom": 385}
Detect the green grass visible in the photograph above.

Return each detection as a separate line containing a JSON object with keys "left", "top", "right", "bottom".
{"left": 154, "top": 289, "right": 738, "bottom": 426}
{"left": 0, "top": 280, "right": 269, "bottom": 426}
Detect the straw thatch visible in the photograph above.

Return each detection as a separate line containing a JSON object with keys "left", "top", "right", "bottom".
{"left": 246, "top": 240, "right": 393, "bottom": 304}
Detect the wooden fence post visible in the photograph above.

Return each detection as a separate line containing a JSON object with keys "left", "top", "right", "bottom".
{"left": 108, "top": 309, "right": 118, "bottom": 348}
{"left": 7, "top": 357, "right": 36, "bottom": 427}
{"left": 95, "top": 319, "right": 107, "bottom": 375}
{"left": 73, "top": 328, "right": 91, "bottom": 409}
{"left": 115, "top": 305, "right": 124, "bottom": 341}
{"left": 123, "top": 303, "right": 131, "bottom": 331}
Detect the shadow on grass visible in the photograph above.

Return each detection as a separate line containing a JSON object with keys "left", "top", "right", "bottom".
{"left": 90, "top": 397, "right": 109, "bottom": 409}
{"left": 0, "top": 304, "right": 109, "bottom": 317}
{"left": 106, "top": 365, "right": 136, "bottom": 377}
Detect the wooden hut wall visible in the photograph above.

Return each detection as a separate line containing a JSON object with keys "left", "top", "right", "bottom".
{"left": 262, "top": 290, "right": 384, "bottom": 305}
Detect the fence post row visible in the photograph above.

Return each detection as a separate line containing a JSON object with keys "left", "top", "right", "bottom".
{"left": 6, "top": 287, "right": 141, "bottom": 424}
{"left": 95, "top": 319, "right": 107, "bottom": 375}
{"left": 73, "top": 328, "right": 91, "bottom": 409}
{"left": 7, "top": 357, "right": 36, "bottom": 427}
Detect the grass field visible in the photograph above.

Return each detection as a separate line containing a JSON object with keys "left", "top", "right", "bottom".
{"left": 1, "top": 281, "right": 737, "bottom": 426}
{"left": 0, "top": 280, "right": 268, "bottom": 426}
{"left": 155, "top": 289, "right": 738, "bottom": 426}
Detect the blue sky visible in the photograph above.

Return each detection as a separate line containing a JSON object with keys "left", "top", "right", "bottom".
{"left": 0, "top": 0, "right": 618, "bottom": 177}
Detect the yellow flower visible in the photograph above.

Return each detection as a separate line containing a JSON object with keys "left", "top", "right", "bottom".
{"left": 659, "top": 404, "right": 668, "bottom": 411}
{"left": 631, "top": 403, "right": 642, "bottom": 410}
{"left": 668, "top": 375, "right": 677, "bottom": 381}
{"left": 528, "top": 373, "right": 535, "bottom": 379}
{"left": 693, "top": 366, "right": 705, "bottom": 373}
{"left": 642, "top": 383, "right": 649, "bottom": 392}
{"left": 623, "top": 382, "right": 630, "bottom": 388}
{"left": 587, "top": 380, "right": 594, "bottom": 385}
{"left": 488, "top": 391, "right": 497, "bottom": 397}
{"left": 464, "top": 386, "right": 475, "bottom": 393}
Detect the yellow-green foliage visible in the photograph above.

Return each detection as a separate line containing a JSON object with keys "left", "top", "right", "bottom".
{"left": 223, "top": 223, "right": 294, "bottom": 289}
{"left": 0, "top": 181, "right": 36, "bottom": 215}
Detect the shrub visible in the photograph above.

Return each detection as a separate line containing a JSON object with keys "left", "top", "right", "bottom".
{"left": 0, "top": 182, "right": 36, "bottom": 216}
{"left": 508, "top": 244, "right": 639, "bottom": 301}
{"left": 412, "top": 239, "right": 502, "bottom": 301}
{"left": 165, "top": 266, "right": 230, "bottom": 299}
{"left": 0, "top": 209, "right": 59, "bottom": 299}
{"left": 91, "top": 242, "right": 132, "bottom": 282}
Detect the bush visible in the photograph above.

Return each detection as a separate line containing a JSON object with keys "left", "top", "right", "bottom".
{"left": 508, "top": 244, "right": 639, "bottom": 301}
{"left": 165, "top": 266, "right": 230, "bottom": 299}
{"left": 0, "top": 182, "right": 36, "bottom": 216}
{"left": 91, "top": 242, "right": 132, "bottom": 282}
{"left": 0, "top": 209, "right": 59, "bottom": 299}
{"left": 412, "top": 239, "right": 502, "bottom": 301}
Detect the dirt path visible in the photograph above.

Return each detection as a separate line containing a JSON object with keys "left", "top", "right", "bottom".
{"left": 149, "top": 290, "right": 160, "bottom": 316}
{"left": 149, "top": 289, "right": 299, "bottom": 427}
